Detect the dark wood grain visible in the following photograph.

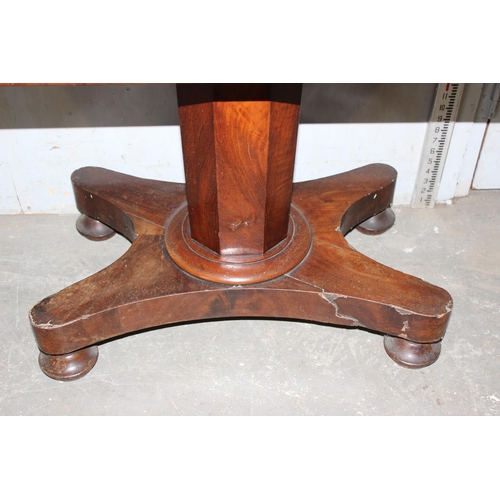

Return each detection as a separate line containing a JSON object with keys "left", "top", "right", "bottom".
{"left": 30, "top": 163, "right": 452, "bottom": 379}
{"left": 177, "top": 84, "right": 302, "bottom": 257}
{"left": 28, "top": 84, "right": 453, "bottom": 380}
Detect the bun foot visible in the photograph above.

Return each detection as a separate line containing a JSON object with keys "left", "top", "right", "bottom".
{"left": 357, "top": 208, "right": 395, "bottom": 235}
{"left": 76, "top": 214, "right": 115, "bottom": 241}
{"left": 38, "top": 346, "right": 99, "bottom": 381}
{"left": 384, "top": 336, "right": 441, "bottom": 369}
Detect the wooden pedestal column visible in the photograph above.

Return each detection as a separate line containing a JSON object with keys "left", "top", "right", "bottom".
{"left": 167, "top": 84, "right": 310, "bottom": 284}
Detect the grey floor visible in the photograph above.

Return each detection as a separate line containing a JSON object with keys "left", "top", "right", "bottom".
{"left": 1, "top": 190, "right": 499, "bottom": 416}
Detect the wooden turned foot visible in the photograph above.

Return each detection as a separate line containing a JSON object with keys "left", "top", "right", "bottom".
{"left": 356, "top": 208, "right": 396, "bottom": 235}
{"left": 38, "top": 346, "right": 99, "bottom": 381}
{"left": 384, "top": 336, "right": 441, "bottom": 369}
{"left": 76, "top": 214, "right": 115, "bottom": 241}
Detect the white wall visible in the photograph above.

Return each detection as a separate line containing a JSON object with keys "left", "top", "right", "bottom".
{"left": 0, "top": 122, "right": 433, "bottom": 213}
{"left": 437, "top": 83, "right": 487, "bottom": 201}
{"left": 0, "top": 84, "right": 486, "bottom": 214}
{"left": 0, "top": 126, "right": 184, "bottom": 213}
{"left": 294, "top": 122, "right": 428, "bottom": 205}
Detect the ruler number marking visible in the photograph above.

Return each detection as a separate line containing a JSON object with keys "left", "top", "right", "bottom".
{"left": 412, "top": 83, "right": 464, "bottom": 208}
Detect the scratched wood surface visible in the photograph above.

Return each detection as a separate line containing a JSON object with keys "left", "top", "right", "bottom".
{"left": 28, "top": 84, "right": 452, "bottom": 380}
{"left": 177, "top": 84, "right": 301, "bottom": 256}
{"left": 30, "top": 163, "right": 452, "bottom": 379}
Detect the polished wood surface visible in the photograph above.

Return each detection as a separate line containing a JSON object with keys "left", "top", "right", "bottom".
{"left": 29, "top": 84, "right": 453, "bottom": 380}
{"left": 177, "top": 84, "right": 301, "bottom": 256}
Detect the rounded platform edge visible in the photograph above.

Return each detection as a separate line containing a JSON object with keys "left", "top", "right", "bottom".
{"left": 165, "top": 204, "right": 313, "bottom": 284}
{"left": 384, "top": 335, "right": 441, "bottom": 369}
{"left": 38, "top": 346, "right": 99, "bottom": 381}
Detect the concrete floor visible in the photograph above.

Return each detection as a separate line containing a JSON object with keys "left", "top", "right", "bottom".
{"left": 1, "top": 190, "right": 499, "bottom": 416}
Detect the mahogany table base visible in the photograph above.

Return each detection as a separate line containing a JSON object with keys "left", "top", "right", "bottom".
{"left": 29, "top": 163, "right": 452, "bottom": 381}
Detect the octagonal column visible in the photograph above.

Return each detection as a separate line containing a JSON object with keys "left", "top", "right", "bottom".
{"left": 176, "top": 83, "right": 302, "bottom": 258}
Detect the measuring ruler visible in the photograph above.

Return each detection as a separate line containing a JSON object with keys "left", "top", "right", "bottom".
{"left": 411, "top": 83, "right": 464, "bottom": 208}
